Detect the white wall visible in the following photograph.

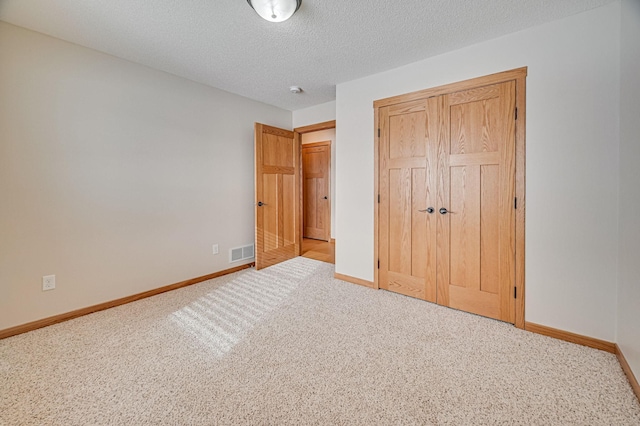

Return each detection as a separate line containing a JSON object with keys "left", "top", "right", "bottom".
{"left": 617, "top": 0, "right": 640, "bottom": 380}
{"left": 335, "top": 3, "right": 621, "bottom": 341}
{"left": 302, "top": 129, "right": 337, "bottom": 239}
{"left": 292, "top": 101, "right": 336, "bottom": 128}
{"left": 0, "top": 22, "right": 291, "bottom": 330}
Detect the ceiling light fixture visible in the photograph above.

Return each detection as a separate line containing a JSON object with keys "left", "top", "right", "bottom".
{"left": 247, "top": 0, "right": 302, "bottom": 23}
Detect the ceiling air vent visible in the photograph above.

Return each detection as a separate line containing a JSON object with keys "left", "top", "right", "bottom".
{"left": 229, "top": 244, "right": 255, "bottom": 263}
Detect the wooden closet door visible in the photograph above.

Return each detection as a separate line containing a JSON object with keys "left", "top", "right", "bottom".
{"left": 379, "top": 100, "right": 437, "bottom": 302}
{"left": 436, "top": 82, "right": 516, "bottom": 323}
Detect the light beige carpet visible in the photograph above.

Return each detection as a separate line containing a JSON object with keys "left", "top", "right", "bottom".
{"left": 1, "top": 257, "right": 639, "bottom": 425}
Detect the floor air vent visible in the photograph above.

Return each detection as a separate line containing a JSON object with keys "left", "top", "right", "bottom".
{"left": 229, "top": 244, "right": 255, "bottom": 263}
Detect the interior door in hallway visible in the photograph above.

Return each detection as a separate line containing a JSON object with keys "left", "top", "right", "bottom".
{"left": 254, "top": 123, "right": 300, "bottom": 270}
{"left": 437, "top": 81, "right": 517, "bottom": 323}
{"left": 302, "top": 142, "right": 331, "bottom": 241}
{"left": 378, "top": 99, "right": 437, "bottom": 302}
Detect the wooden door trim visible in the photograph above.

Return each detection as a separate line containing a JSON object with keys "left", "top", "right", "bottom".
{"left": 294, "top": 120, "right": 336, "bottom": 134}
{"left": 293, "top": 130, "right": 302, "bottom": 256}
{"left": 302, "top": 140, "right": 331, "bottom": 149}
{"left": 373, "top": 67, "right": 527, "bottom": 329}
{"left": 514, "top": 74, "right": 526, "bottom": 329}
{"left": 373, "top": 67, "right": 527, "bottom": 108}
{"left": 296, "top": 121, "right": 336, "bottom": 249}
{"left": 296, "top": 132, "right": 303, "bottom": 253}
{"left": 302, "top": 140, "right": 332, "bottom": 242}
{"left": 373, "top": 108, "right": 380, "bottom": 289}
{"left": 255, "top": 122, "right": 265, "bottom": 264}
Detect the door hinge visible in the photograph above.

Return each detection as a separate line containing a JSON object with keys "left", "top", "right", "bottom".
{"left": 377, "top": 259, "right": 380, "bottom": 269}
{"left": 514, "top": 287, "right": 517, "bottom": 299}
{"left": 378, "top": 194, "right": 380, "bottom": 203}
{"left": 514, "top": 197, "right": 517, "bottom": 209}
{"left": 378, "top": 128, "right": 381, "bottom": 138}
{"left": 515, "top": 108, "right": 518, "bottom": 120}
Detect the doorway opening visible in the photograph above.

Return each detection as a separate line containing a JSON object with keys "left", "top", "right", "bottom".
{"left": 294, "top": 120, "right": 336, "bottom": 264}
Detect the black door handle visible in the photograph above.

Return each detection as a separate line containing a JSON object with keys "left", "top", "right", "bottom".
{"left": 323, "top": 196, "right": 328, "bottom": 200}
{"left": 257, "top": 201, "right": 265, "bottom": 207}
{"left": 439, "top": 207, "right": 452, "bottom": 214}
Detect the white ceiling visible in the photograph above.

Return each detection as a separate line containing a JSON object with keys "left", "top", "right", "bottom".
{"left": 0, "top": 0, "right": 616, "bottom": 111}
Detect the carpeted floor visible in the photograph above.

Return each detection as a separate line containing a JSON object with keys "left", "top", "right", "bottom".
{"left": 1, "top": 257, "right": 639, "bottom": 425}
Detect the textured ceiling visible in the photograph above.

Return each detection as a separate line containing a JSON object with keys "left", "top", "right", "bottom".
{"left": 0, "top": 0, "right": 616, "bottom": 111}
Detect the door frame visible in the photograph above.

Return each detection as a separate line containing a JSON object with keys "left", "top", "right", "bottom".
{"left": 293, "top": 120, "right": 336, "bottom": 249}
{"left": 373, "top": 67, "right": 527, "bottom": 329}
{"left": 301, "top": 140, "right": 332, "bottom": 242}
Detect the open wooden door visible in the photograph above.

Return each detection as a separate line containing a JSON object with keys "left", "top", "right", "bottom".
{"left": 254, "top": 123, "right": 301, "bottom": 270}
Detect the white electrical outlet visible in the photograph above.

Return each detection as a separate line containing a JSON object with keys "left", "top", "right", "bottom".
{"left": 42, "top": 275, "right": 56, "bottom": 291}
{"left": 212, "top": 244, "right": 219, "bottom": 255}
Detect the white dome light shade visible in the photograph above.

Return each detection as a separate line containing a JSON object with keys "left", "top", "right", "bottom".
{"left": 247, "top": 0, "right": 302, "bottom": 23}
